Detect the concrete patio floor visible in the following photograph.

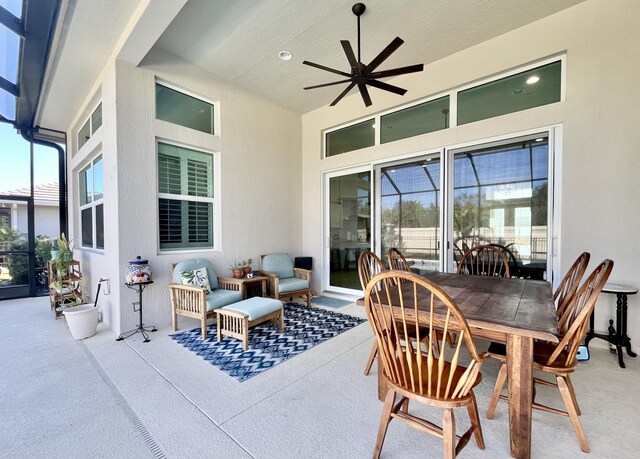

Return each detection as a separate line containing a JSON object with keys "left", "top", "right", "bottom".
{"left": 2, "top": 296, "right": 638, "bottom": 458}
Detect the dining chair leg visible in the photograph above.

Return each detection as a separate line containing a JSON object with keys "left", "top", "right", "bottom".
{"left": 400, "top": 396, "right": 409, "bottom": 413}
{"left": 443, "top": 408, "right": 456, "bottom": 459}
{"left": 486, "top": 363, "right": 507, "bottom": 419}
{"left": 557, "top": 376, "right": 590, "bottom": 453}
{"left": 467, "top": 392, "right": 485, "bottom": 449}
{"left": 364, "top": 341, "right": 378, "bottom": 375}
{"left": 373, "top": 389, "right": 396, "bottom": 459}
{"left": 565, "top": 375, "right": 581, "bottom": 416}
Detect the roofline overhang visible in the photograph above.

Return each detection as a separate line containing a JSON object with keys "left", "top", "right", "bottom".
{"left": 13, "top": 0, "right": 62, "bottom": 130}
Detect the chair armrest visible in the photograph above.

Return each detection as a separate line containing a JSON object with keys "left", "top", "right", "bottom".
{"left": 477, "top": 351, "right": 492, "bottom": 362}
{"left": 256, "top": 271, "right": 279, "bottom": 298}
{"left": 168, "top": 283, "right": 207, "bottom": 294}
{"left": 294, "top": 268, "right": 311, "bottom": 280}
{"left": 168, "top": 283, "right": 207, "bottom": 314}
{"left": 257, "top": 270, "right": 279, "bottom": 279}
{"left": 217, "top": 277, "right": 244, "bottom": 292}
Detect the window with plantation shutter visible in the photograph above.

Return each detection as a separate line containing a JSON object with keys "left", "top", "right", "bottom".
{"left": 157, "top": 142, "right": 215, "bottom": 250}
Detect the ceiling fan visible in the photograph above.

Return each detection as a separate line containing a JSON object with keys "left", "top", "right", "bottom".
{"left": 302, "top": 3, "right": 424, "bottom": 107}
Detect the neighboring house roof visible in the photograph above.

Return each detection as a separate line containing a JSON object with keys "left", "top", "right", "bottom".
{"left": 0, "top": 183, "right": 59, "bottom": 206}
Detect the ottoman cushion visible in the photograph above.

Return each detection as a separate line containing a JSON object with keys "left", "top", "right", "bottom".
{"left": 222, "top": 296, "right": 282, "bottom": 321}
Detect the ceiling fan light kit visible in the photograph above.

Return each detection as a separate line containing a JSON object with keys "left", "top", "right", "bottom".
{"left": 303, "top": 3, "right": 424, "bottom": 107}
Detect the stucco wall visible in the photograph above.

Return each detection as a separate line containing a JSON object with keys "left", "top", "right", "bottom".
{"left": 68, "top": 50, "right": 302, "bottom": 334}
{"left": 301, "top": 0, "right": 640, "bottom": 347}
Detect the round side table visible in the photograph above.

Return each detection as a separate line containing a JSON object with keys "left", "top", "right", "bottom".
{"left": 585, "top": 282, "right": 637, "bottom": 368}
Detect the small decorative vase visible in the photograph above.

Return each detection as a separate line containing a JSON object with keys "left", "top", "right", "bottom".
{"left": 232, "top": 268, "right": 243, "bottom": 279}
{"left": 242, "top": 266, "right": 252, "bottom": 276}
{"left": 126, "top": 256, "right": 152, "bottom": 284}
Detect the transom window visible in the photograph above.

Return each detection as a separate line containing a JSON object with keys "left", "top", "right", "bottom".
{"left": 157, "top": 142, "right": 215, "bottom": 250}
{"left": 79, "top": 155, "right": 104, "bottom": 249}
{"left": 77, "top": 103, "right": 102, "bottom": 151}
{"left": 155, "top": 83, "right": 214, "bottom": 135}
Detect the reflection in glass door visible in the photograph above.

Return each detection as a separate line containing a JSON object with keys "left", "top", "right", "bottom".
{"left": 327, "top": 170, "right": 371, "bottom": 293}
{"left": 377, "top": 156, "right": 441, "bottom": 272}
{"left": 451, "top": 136, "right": 549, "bottom": 279}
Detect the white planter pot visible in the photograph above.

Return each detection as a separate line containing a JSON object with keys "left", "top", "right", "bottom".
{"left": 63, "top": 304, "right": 99, "bottom": 340}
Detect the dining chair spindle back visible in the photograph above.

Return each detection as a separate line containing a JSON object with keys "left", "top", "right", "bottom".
{"left": 365, "top": 270, "right": 487, "bottom": 459}
{"left": 457, "top": 245, "right": 510, "bottom": 278}
{"left": 554, "top": 252, "right": 590, "bottom": 327}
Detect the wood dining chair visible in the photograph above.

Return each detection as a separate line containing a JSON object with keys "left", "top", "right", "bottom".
{"left": 387, "top": 247, "right": 412, "bottom": 272}
{"left": 486, "top": 259, "right": 613, "bottom": 453}
{"left": 554, "top": 251, "right": 590, "bottom": 325}
{"left": 457, "top": 244, "right": 510, "bottom": 278}
{"left": 365, "top": 270, "right": 488, "bottom": 459}
{"left": 358, "top": 250, "right": 386, "bottom": 376}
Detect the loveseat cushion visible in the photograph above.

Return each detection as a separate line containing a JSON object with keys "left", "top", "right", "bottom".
{"left": 262, "top": 253, "right": 294, "bottom": 279}
{"left": 206, "top": 289, "right": 242, "bottom": 312}
{"left": 279, "top": 277, "right": 309, "bottom": 294}
{"left": 173, "top": 258, "right": 219, "bottom": 290}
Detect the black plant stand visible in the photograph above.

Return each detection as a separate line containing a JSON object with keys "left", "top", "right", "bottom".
{"left": 116, "top": 281, "right": 157, "bottom": 343}
{"left": 585, "top": 283, "right": 637, "bottom": 368}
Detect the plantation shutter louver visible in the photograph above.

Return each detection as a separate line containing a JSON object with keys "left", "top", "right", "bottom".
{"left": 157, "top": 143, "right": 214, "bottom": 250}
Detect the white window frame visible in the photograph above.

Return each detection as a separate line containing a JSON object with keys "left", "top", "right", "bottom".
{"left": 156, "top": 140, "right": 220, "bottom": 253}
{"left": 322, "top": 54, "right": 565, "bottom": 157}
{"left": 76, "top": 101, "right": 102, "bottom": 152}
{"left": 154, "top": 79, "right": 218, "bottom": 136}
{"left": 78, "top": 154, "right": 104, "bottom": 250}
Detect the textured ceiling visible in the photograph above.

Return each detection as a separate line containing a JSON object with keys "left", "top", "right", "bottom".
{"left": 154, "top": 0, "right": 585, "bottom": 114}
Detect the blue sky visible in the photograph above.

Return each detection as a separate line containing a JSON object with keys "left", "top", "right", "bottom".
{"left": 0, "top": 123, "right": 60, "bottom": 193}
{"left": 1, "top": 0, "right": 60, "bottom": 193}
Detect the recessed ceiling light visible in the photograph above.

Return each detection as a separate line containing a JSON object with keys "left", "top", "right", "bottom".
{"left": 278, "top": 50, "right": 293, "bottom": 61}
{"left": 526, "top": 75, "right": 540, "bottom": 85}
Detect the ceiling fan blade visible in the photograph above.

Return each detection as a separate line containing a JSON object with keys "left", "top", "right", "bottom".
{"left": 358, "top": 83, "right": 372, "bottom": 107}
{"left": 302, "top": 60, "right": 351, "bottom": 78}
{"left": 304, "top": 79, "right": 352, "bottom": 90}
{"left": 369, "top": 64, "right": 424, "bottom": 79}
{"left": 366, "top": 79, "right": 407, "bottom": 96}
{"left": 363, "top": 37, "right": 404, "bottom": 74}
{"left": 330, "top": 82, "right": 356, "bottom": 106}
{"left": 340, "top": 40, "right": 359, "bottom": 73}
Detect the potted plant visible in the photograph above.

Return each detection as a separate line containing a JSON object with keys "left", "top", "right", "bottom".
{"left": 63, "top": 278, "right": 107, "bottom": 340}
{"left": 228, "top": 261, "right": 243, "bottom": 279}
{"left": 241, "top": 258, "right": 253, "bottom": 276}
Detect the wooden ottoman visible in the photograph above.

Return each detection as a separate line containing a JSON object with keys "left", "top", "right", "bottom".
{"left": 216, "top": 297, "right": 284, "bottom": 350}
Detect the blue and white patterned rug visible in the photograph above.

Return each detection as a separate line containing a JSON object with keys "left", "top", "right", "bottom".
{"left": 170, "top": 302, "right": 366, "bottom": 382}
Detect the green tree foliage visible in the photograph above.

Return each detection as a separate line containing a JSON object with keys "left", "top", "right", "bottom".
{"left": 0, "top": 223, "right": 52, "bottom": 285}
{"left": 453, "top": 193, "right": 479, "bottom": 238}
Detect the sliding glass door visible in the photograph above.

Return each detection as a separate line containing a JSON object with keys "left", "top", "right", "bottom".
{"left": 376, "top": 154, "right": 442, "bottom": 272}
{"left": 450, "top": 135, "right": 550, "bottom": 279}
{"left": 325, "top": 168, "right": 371, "bottom": 294}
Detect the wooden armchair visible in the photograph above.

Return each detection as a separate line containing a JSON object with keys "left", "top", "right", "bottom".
{"left": 168, "top": 259, "right": 244, "bottom": 339}
{"left": 365, "top": 270, "right": 487, "bottom": 458}
{"left": 259, "top": 254, "right": 312, "bottom": 307}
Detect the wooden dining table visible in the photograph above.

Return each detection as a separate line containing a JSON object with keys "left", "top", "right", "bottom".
{"left": 359, "top": 271, "right": 558, "bottom": 459}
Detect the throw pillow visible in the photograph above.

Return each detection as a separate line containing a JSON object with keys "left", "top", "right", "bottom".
{"left": 179, "top": 267, "right": 212, "bottom": 294}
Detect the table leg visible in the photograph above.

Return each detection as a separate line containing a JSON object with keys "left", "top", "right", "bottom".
{"left": 507, "top": 335, "right": 533, "bottom": 459}
{"left": 620, "top": 293, "right": 637, "bottom": 358}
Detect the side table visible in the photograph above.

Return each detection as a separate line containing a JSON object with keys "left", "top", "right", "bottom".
{"left": 116, "top": 281, "right": 157, "bottom": 343}
{"left": 585, "top": 282, "right": 637, "bottom": 368}
{"left": 219, "top": 275, "right": 268, "bottom": 299}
